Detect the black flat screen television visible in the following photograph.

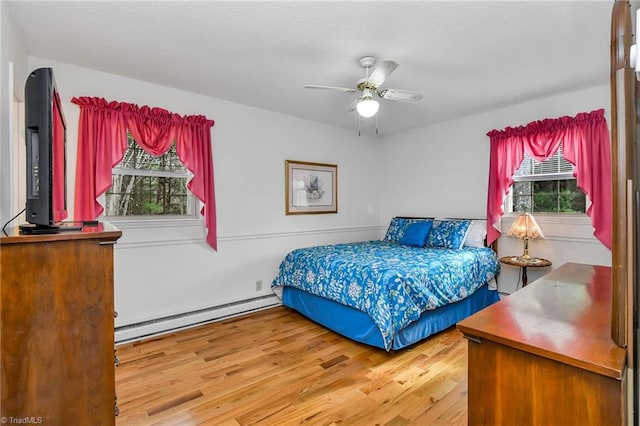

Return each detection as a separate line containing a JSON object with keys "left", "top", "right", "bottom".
{"left": 19, "top": 68, "right": 69, "bottom": 234}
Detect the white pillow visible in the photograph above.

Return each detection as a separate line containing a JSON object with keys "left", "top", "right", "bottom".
{"left": 463, "top": 220, "right": 487, "bottom": 248}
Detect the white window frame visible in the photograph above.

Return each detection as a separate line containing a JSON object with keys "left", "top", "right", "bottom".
{"left": 102, "top": 145, "right": 200, "bottom": 222}
{"left": 506, "top": 144, "right": 588, "bottom": 216}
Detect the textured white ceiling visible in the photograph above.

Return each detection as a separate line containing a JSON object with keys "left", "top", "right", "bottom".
{"left": 5, "top": 1, "right": 613, "bottom": 135}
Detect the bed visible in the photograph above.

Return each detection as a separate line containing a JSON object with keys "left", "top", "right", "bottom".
{"left": 271, "top": 217, "right": 500, "bottom": 351}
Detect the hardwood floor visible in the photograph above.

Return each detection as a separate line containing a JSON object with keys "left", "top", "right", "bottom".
{"left": 115, "top": 306, "right": 468, "bottom": 425}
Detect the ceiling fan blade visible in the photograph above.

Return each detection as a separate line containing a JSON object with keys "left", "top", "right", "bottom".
{"left": 304, "top": 84, "right": 358, "bottom": 93}
{"left": 379, "top": 89, "right": 423, "bottom": 103}
{"left": 368, "top": 59, "right": 399, "bottom": 87}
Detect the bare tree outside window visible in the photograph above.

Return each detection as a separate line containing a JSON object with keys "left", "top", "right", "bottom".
{"left": 105, "top": 133, "right": 195, "bottom": 217}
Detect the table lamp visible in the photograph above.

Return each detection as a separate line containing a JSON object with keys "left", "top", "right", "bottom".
{"left": 507, "top": 213, "right": 544, "bottom": 261}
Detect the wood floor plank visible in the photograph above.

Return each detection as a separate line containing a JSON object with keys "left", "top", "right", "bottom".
{"left": 115, "top": 306, "right": 469, "bottom": 425}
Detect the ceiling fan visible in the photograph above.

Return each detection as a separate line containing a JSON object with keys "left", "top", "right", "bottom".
{"left": 304, "top": 56, "right": 423, "bottom": 118}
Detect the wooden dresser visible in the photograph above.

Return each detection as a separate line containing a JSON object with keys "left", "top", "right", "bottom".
{"left": 0, "top": 224, "right": 121, "bottom": 425}
{"left": 457, "top": 262, "right": 627, "bottom": 425}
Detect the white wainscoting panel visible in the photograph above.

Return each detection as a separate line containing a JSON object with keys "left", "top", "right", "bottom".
{"left": 113, "top": 223, "right": 383, "bottom": 343}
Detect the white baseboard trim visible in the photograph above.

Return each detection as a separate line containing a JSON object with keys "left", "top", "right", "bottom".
{"left": 115, "top": 294, "right": 281, "bottom": 345}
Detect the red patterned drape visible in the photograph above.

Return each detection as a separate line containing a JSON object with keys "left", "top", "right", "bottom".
{"left": 486, "top": 109, "right": 612, "bottom": 249}
{"left": 71, "top": 97, "right": 217, "bottom": 250}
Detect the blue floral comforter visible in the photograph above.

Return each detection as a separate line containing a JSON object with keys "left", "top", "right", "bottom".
{"left": 272, "top": 240, "right": 499, "bottom": 350}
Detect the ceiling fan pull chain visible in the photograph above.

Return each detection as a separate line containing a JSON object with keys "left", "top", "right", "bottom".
{"left": 358, "top": 113, "right": 361, "bottom": 136}
{"left": 376, "top": 113, "right": 379, "bottom": 135}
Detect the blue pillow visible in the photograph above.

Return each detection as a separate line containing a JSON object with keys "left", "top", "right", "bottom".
{"left": 384, "top": 217, "right": 432, "bottom": 242}
{"left": 426, "top": 220, "right": 471, "bottom": 249}
{"left": 399, "top": 221, "right": 433, "bottom": 247}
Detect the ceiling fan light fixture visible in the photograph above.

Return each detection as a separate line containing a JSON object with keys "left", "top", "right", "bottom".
{"left": 356, "top": 97, "right": 379, "bottom": 118}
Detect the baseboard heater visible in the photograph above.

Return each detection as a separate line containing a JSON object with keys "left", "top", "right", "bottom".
{"left": 115, "top": 294, "right": 281, "bottom": 345}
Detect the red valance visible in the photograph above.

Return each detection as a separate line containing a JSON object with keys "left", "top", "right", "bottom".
{"left": 71, "top": 96, "right": 217, "bottom": 250}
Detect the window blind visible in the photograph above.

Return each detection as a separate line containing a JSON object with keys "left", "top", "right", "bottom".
{"left": 513, "top": 143, "right": 574, "bottom": 181}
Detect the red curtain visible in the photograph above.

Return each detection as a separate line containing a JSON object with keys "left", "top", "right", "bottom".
{"left": 486, "top": 109, "right": 612, "bottom": 249}
{"left": 71, "top": 97, "right": 217, "bottom": 250}
{"left": 175, "top": 115, "right": 217, "bottom": 249}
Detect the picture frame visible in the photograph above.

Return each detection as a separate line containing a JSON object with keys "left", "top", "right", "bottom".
{"left": 285, "top": 160, "right": 338, "bottom": 215}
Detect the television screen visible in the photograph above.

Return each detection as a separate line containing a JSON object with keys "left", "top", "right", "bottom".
{"left": 20, "top": 68, "right": 68, "bottom": 234}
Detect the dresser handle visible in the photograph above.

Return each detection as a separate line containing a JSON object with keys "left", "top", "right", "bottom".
{"left": 463, "top": 334, "right": 483, "bottom": 344}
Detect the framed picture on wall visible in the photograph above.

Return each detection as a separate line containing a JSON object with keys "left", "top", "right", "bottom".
{"left": 285, "top": 160, "right": 338, "bottom": 215}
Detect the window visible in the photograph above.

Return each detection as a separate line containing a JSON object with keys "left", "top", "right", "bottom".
{"left": 105, "top": 133, "right": 196, "bottom": 217}
{"left": 509, "top": 144, "right": 586, "bottom": 214}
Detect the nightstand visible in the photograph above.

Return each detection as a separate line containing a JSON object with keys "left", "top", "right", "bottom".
{"left": 499, "top": 256, "right": 552, "bottom": 288}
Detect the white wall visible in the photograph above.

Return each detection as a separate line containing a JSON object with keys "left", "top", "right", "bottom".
{"left": 9, "top": 53, "right": 610, "bottom": 339}
{"left": 0, "top": 4, "right": 28, "bottom": 226}
{"left": 379, "top": 84, "right": 612, "bottom": 294}
{"left": 7, "top": 52, "right": 613, "bottom": 338}
{"left": 18, "top": 55, "right": 614, "bottom": 335}
{"left": 27, "top": 57, "right": 382, "bottom": 341}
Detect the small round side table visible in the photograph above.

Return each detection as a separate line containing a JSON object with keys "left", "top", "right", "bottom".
{"left": 499, "top": 256, "right": 552, "bottom": 288}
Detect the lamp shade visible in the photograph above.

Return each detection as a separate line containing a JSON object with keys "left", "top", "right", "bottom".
{"left": 356, "top": 98, "right": 379, "bottom": 118}
{"left": 507, "top": 213, "right": 544, "bottom": 240}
